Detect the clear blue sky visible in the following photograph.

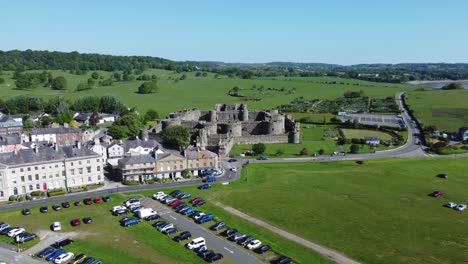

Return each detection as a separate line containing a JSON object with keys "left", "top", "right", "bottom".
{"left": 2, "top": 0, "right": 467, "bottom": 64}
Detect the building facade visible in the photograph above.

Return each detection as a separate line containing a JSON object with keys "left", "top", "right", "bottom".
{"left": 30, "top": 127, "right": 83, "bottom": 146}
{"left": 0, "top": 115, "right": 23, "bottom": 138}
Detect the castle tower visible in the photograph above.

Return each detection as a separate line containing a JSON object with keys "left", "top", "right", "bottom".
{"left": 209, "top": 110, "right": 217, "bottom": 122}
{"left": 293, "top": 121, "right": 300, "bottom": 143}
{"left": 229, "top": 122, "right": 242, "bottom": 137}
{"left": 240, "top": 104, "right": 248, "bottom": 121}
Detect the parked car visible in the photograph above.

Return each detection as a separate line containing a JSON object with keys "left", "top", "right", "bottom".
{"left": 206, "top": 253, "right": 223, "bottom": 262}
{"left": 228, "top": 232, "right": 246, "bottom": 242}
{"left": 122, "top": 217, "right": 141, "bottom": 227}
{"left": 181, "top": 207, "right": 195, "bottom": 215}
{"left": 40, "top": 206, "right": 48, "bottom": 213}
{"left": 16, "top": 232, "right": 37, "bottom": 243}
{"left": 437, "top": 173, "right": 448, "bottom": 179}
{"left": 124, "top": 198, "right": 140, "bottom": 208}
{"left": 176, "top": 192, "right": 188, "bottom": 199}
{"left": 112, "top": 205, "right": 127, "bottom": 213}
{"left": 0, "top": 223, "right": 10, "bottom": 231}
{"left": 102, "top": 196, "right": 111, "bottom": 202}
{"left": 198, "top": 250, "right": 214, "bottom": 258}
{"left": 237, "top": 235, "right": 254, "bottom": 246}
{"left": 52, "top": 205, "right": 61, "bottom": 211}
{"left": 152, "top": 221, "right": 169, "bottom": 228}
{"left": 145, "top": 214, "right": 160, "bottom": 221}
{"left": 198, "top": 183, "right": 212, "bottom": 189}
{"left": 90, "top": 260, "right": 102, "bottom": 264}
{"left": 71, "top": 219, "right": 81, "bottom": 226}
{"left": 170, "top": 190, "right": 182, "bottom": 197}
{"left": 156, "top": 195, "right": 168, "bottom": 201}
{"left": 210, "top": 221, "right": 226, "bottom": 231}
{"left": 158, "top": 223, "right": 174, "bottom": 232}
{"left": 61, "top": 202, "right": 70, "bottom": 208}
{"left": 22, "top": 208, "right": 31, "bottom": 215}
{"left": 456, "top": 204, "right": 467, "bottom": 211}
{"left": 196, "top": 214, "right": 214, "bottom": 224}
{"left": 71, "top": 253, "right": 86, "bottom": 264}
{"left": 179, "top": 193, "right": 192, "bottom": 199}
{"left": 37, "top": 247, "right": 55, "bottom": 258}
{"left": 176, "top": 206, "right": 190, "bottom": 214}
{"left": 193, "top": 212, "right": 206, "bottom": 220}
{"left": 193, "top": 200, "right": 206, "bottom": 207}
{"left": 190, "top": 197, "right": 203, "bottom": 204}
{"left": 153, "top": 191, "right": 166, "bottom": 200}
{"left": 203, "top": 175, "right": 216, "bottom": 183}
{"left": 74, "top": 201, "right": 82, "bottom": 206}
{"left": 84, "top": 198, "right": 93, "bottom": 205}
{"left": 113, "top": 208, "right": 129, "bottom": 216}
{"left": 53, "top": 238, "right": 74, "bottom": 248}
{"left": 272, "top": 256, "right": 292, "bottom": 264}
{"left": 230, "top": 167, "right": 237, "bottom": 172}
{"left": 246, "top": 239, "right": 262, "bottom": 249}
{"left": 93, "top": 197, "right": 102, "bottom": 204}
{"left": 254, "top": 245, "right": 271, "bottom": 254}
{"left": 430, "top": 191, "right": 444, "bottom": 197}
{"left": 174, "top": 203, "right": 187, "bottom": 210}
{"left": 173, "top": 231, "right": 191, "bottom": 242}
{"left": 162, "top": 227, "right": 178, "bottom": 235}
{"left": 46, "top": 249, "right": 66, "bottom": 261}
{"left": 194, "top": 245, "right": 207, "bottom": 254}
{"left": 54, "top": 252, "right": 74, "bottom": 264}
{"left": 0, "top": 227, "right": 15, "bottom": 235}
{"left": 186, "top": 237, "right": 205, "bottom": 250}
{"left": 228, "top": 159, "right": 237, "bottom": 162}
{"left": 8, "top": 227, "right": 25, "bottom": 237}
{"left": 222, "top": 228, "right": 238, "bottom": 237}
{"left": 446, "top": 202, "right": 457, "bottom": 208}
{"left": 80, "top": 257, "right": 95, "bottom": 264}
{"left": 83, "top": 217, "right": 93, "bottom": 224}
{"left": 164, "top": 197, "right": 177, "bottom": 204}
{"left": 169, "top": 199, "right": 182, "bottom": 208}
{"left": 52, "top": 221, "right": 62, "bottom": 231}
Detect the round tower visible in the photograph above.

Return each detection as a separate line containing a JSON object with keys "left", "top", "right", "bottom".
{"left": 240, "top": 104, "right": 249, "bottom": 121}
{"left": 293, "top": 122, "right": 300, "bottom": 143}
{"left": 209, "top": 110, "right": 217, "bottom": 122}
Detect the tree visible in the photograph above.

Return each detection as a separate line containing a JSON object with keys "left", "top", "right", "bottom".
{"left": 108, "top": 125, "right": 130, "bottom": 139}
{"left": 300, "top": 147, "right": 308, "bottom": 156}
{"left": 52, "top": 76, "right": 67, "bottom": 90}
{"left": 318, "top": 149, "right": 325, "bottom": 155}
{"left": 73, "top": 96, "right": 100, "bottom": 112}
{"left": 99, "top": 96, "right": 126, "bottom": 113}
{"left": 350, "top": 144, "right": 360, "bottom": 154}
{"left": 55, "top": 111, "right": 73, "bottom": 124}
{"left": 252, "top": 143, "right": 266, "bottom": 155}
{"left": 91, "top": 72, "right": 99, "bottom": 79}
{"left": 89, "top": 112, "right": 100, "bottom": 126}
{"left": 87, "top": 78, "right": 96, "bottom": 88}
{"left": 113, "top": 112, "right": 144, "bottom": 138}
{"left": 76, "top": 83, "right": 90, "bottom": 91}
{"left": 0, "top": 77, "right": 4, "bottom": 84}
{"left": 442, "top": 82, "right": 464, "bottom": 90}
{"left": 144, "top": 109, "right": 159, "bottom": 121}
{"left": 162, "top": 125, "right": 190, "bottom": 148}
{"left": 69, "top": 120, "right": 78, "bottom": 128}
{"left": 138, "top": 81, "right": 158, "bottom": 94}
{"left": 113, "top": 72, "right": 121, "bottom": 81}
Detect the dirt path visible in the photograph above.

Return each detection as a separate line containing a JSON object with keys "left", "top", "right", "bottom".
{"left": 214, "top": 202, "right": 362, "bottom": 264}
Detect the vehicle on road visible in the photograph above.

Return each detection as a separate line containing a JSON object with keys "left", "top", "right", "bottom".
{"left": 228, "top": 159, "right": 237, "bottom": 162}
{"left": 53, "top": 238, "right": 74, "bottom": 248}
{"left": 456, "top": 204, "right": 467, "bottom": 211}
{"left": 446, "top": 202, "right": 457, "bottom": 208}
{"left": 54, "top": 252, "right": 74, "bottom": 264}
{"left": 37, "top": 247, "right": 55, "bottom": 258}
{"left": 203, "top": 175, "right": 217, "bottom": 183}
{"left": 22, "top": 208, "right": 31, "bottom": 215}
{"left": 198, "top": 183, "right": 212, "bottom": 189}
{"left": 247, "top": 239, "right": 262, "bottom": 249}
{"left": 258, "top": 156, "right": 268, "bottom": 160}
{"left": 52, "top": 221, "right": 62, "bottom": 231}
{"left": 210, "top": 221, "right": 226, "bottom": 231}
{"left": 430, "top": 191, "right": 444, "bottom": 197}
{"left": 186, "top": 237, "right": 205, "bottom": 250}
{"left": 71, "top": 219, "right": 81, "bottom": 226}
{"left": 173, "top": 231, "right": 191, "bottom": 242}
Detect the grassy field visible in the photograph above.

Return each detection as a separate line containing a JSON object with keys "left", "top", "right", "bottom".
{"left": 289, "top": 112, "right": 336, "bottom": 123}
{"left": 406, "top": 89, "right": 468, "bottom": 131}
{"left": 0, "top": 70, "right": 415, "bottom": 116}
{"left": 210, "top": 158, "right": 468, "bottom": 264}
{"left": 341, "top": 128, "right": 393, "bottom": 141}
{"left": 230, "top": 125, "right": 340, "bottom": 157}
{"left": 0, "top": 195, "right": 220, "bottom": 264}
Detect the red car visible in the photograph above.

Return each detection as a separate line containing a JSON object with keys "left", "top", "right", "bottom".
{"left": 94, "top": 197, "right": 102, "bottom": 204}
{"left": 84, "top": 198, "right": 93, "bottom": 205}
{"left": 168, "top": 199, "right": 182, "bottom": 207}
{"left": 71, "top": 218, "right": 81, "bottom": 226}
{"left": 431, "top": 191, "right": 444, "bottom": 197}
{"left": 189, "top": 197, "right": 203, "bottom": 204}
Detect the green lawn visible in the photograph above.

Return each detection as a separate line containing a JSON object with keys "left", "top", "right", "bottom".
{"left": 211, "top": 158, "right": 468, "bottom": 264}
{"left": 406, "top": 89, "right": 468, "bottom": 131}
{"left": 230, "top": 125, "right": 340, "bottom": 157}
{"left": 0, "top": 70, "right": 415, "bottom": 117}
{"left": 341, "top": 128, "right": 393, "bottom": 141}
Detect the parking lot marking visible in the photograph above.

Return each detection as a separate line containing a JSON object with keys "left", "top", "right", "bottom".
{"left": 169, "top": 215, "right": 177, "bottom": 220}
{"left": 224, "top": 247, "right": 234, "bottom": 254}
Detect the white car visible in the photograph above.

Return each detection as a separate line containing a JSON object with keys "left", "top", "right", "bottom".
{"left": 124, "top": 199, "right": 140, "bottom": 208}
{"left": 157, "top": 195, "right": 167, "bottom": 201}
{"left": 164, "top": 197, "right": 177, "bottom": 204}
{"left": 455, "top": 204, "right": 467, "bottom": 211}
{"left": 158, "top": 223, "right": 174, "bottom": 232}
{"left": 246, "top": 239, "right": 262, "bottom": 249}
{"left": 153, "top": 192, "right": 166, "bottom": 199}
{"left": 186, "top": 237, "right": 205, "bottom": 250}
{"left": 193, "top": 213, "right": 206, "bottom": 220}
{"left": 8, "top": 228, "right": 25, "bottom": 237}
{"left": 446, "top": 202, "right": 457, "bottom": 208}
{"left": 54, "top": 252, "right": 74, "bottom": 264}
{"left": 112, "top": 205, "right": 127, "bottom": 213}
{"left": 52, "top": 221, "right": 61, "bottom": 231}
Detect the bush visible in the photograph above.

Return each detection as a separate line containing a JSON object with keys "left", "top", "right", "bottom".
{"left": 300, "top": 147, "right": 308, "bottom": 156}
{"left": 252, "top": 143, "right": 266, "bottom": 155}
{"left": 147, "top": 179, "right": 156, "bottom": 184}
{"left": 30, "top": 191, "right": 44, "bottom": 196}
{"left": 351, "top": 138, "right": 362, "bottom": 144}
{"left": 18, "top": 196, "right": 24, "bottom": 202}
{"left": 123, "top": 180, "right": 140, "bottom": 186}
{"left": 48, "top": 189, "right": 65, "bottom": 197}
{"left": 8, "top": 195, "right": 15, "bottom": 202}
{"left": 356, "top": 160, "right": 364, "bottom": 165}
{"left": 350, "top": 144, "right": 360, "bottom": 154}
{"left": 275, "top": 149, "right": 284, "bottom": 156}
{"left": 318, "top": 149, "right": 325, "bottom": 155}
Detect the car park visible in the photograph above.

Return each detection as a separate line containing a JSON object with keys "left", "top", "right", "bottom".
{"left": 186, "top": 237, "right": 205, "bottom": 250}
{"left": 430, "top": 191, "right": 444, "bottom": 197}
{"left": 122, "top": 217, "right": 141, "bottom": 227}
{"left": 198, "top": 183, "right": 212, "bottom": 189}
{"left": 54, "top": 252, "right": 74, "bottom": 264}
{"left": 237, "top": 235, "right": 254, "bottom": 246}
{"left": 40, "top": 206, "right": 48, "bottom": 213}
{"left": 8, "top": 227, "right": 25, "bottom": 237}
{"left": 456, "top": 204, "right": 467, "bottom": 211}
{"left": 102, "top": 196, "right": 111, "bottom": 202}
{"left": 84, "top": 198, "right": 93, "bottom": 205}
{"left": 162, "top": 227, "right": 178, "bottom": 235}
{"left": 206, "top": 253, "right": 223, "bottom": 262}
{"left": 71, "top": 219, "right": 81, "bottom": 226}
{"left": 22, "top": 208, "right": 31, "bottom": 215}
{"left": 37, "top": 247, "right": 55, "bottom": 258}
{"left": 173, "top": 231, "right": 191, "bottom": 242}
{"left": 210, "top": 221, "right": 226, "bottom": 231}
{"left": 71, "top": 253, "right": 86, "bottom": 263}
{"left": 53, "top": 238, "right": 74, "bottom": 248}
{"left": 94, "top": 197, "right": 102, "bottom": 204}
{"left": 52, "top": 221, "right": 62, "bottom": 231}
{"left": 46, "top": 249, "right": 66, "bottom": 261}
{"left": 74, "top": 201, "right": 82, "bottom": 206}
{"left": 158, "top": 223, "right": 174, "bottom": 232}
{"left": 62, "top": 202, "right": 70, "bottom": 208}
{"left": 446, "top": 202, "right": 457, "bottom": 208}
{"left": 16, "top": 232, "right": 37, "bottom": 243}
{"left": 272, "top": 256, "right": 293, "bottom": 264}
{"left": 222, "top": 228, "right": 238, "bottom": 237}
{"left": 193, "top": 200, "right": 206, "bottom": 207}
{"left": 52, "top": 204, "right": 61, "bottom": 211}
{"left": 247, "top": 239, "right": 262, "bottom": 249}
{"left": 254, "top": 245, "right": 271, "bottom": 254}
{"left": 83, "top": 217, "right": 93, "bottom": 224}
{"left": 228, "top": 232, "right": 246, "bottom": 242}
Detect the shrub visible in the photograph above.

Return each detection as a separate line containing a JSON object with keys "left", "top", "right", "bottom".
{"left": 8, "top": 195, "right": 15, "bottom": 202}
{"left": 351, "top": 138, "right": 362, "bottom": 144}
{"left": 123, "top": 180, "right": 140, "bottom": 186}
{"left": 30, "top": 191, "right": 44, "bottom": 196}
{"left": 147, "top": 179, "right": 156, "bottom": 184}
{"left": 350, "top": 144, "right": 360, "bottom": 154}
{"left": 300, "top": 147, "right": 308, "bottom": 156}
{"left": 48, "top": 188, "right": 65, "bottom": 197}
{"left": 18, "top": 196, "right": 24, "bottom": 202}
{"left": 318, "top": 149, "right": 325, "bottom": 155}
{"left": 275, "top": 149, "right": 285, "bottom": 156}
{"left": 356, "top": 160, "right": 364, "bottom": 165}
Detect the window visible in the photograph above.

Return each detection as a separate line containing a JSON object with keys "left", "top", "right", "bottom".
{"left": 173, "top": 166, "right": 177, "bottom": 170}
{"left": 97, "top": 166, "right": 101, "bottom": 172}
{"left": 28, "top": 175, "right": 32, "bottom": 181}
{"left": 42, "top": 175, "right": 46, "bottom": 179}
{"left": 35, "top": 174, "right": 39, "bottom": 180}
{"left": 12, "top": 178, "right": 16, "bottom": 184}
{"left": 79, "top": 168, "right": 83, "bottom": 174}
{"left": 41, "top": 166, "right": 45, "bottom": 170}
{"left": 49, "top": 174, "right": 53, "bottom": 179}
{"left": 70, "top": 169, "right": 75, "bottom": 175}
{"left": 87, "top": 167, "right": 91, "bottom": 173}
{"left": 79, "top": 161, "right": 82, "bottom": 165}
{"left": 27, "top": 167, "right": 31, "bottom": 172}
{"left": 36, "top": 184, "right": 40, "bottom": 190}
{"left": 203, "top": 163, "right": 207, "bottom": 166}
{"left": 34, "top": 166, "right": 38, "bottom": 170}
{"left": 87, "top": 160, "right": 90, "bottom": 164}
{"left": 96, "top": 159, "right": 99, "bottom": 162}
{"left": 88, "top": 176, "right": 92, "bottom": 182}
{"left": 20, "top": 168, "right": 24, "bottom": 172}
{"left": 71, "top": 162, "right": 74, "bottom": 166}
{"left": 21, "top": 176, "right": 25, "bottom": 182}
{"left": 55, "top": 164, "right": 58, "bottom": 168}
{"left": 11, "top": 170, "right": 15, "bottom": 174}
{"left": 179, "top": 165, "right": 183, "bottom": 169}
{"left": 98, "top": 175, "right": 101, "bottom": 181}
{"left": 29, "top": 185, "right": 33, "bottom": 191}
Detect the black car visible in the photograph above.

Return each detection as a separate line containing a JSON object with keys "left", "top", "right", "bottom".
{"left": 228, "top": 159, "right": 237, "bottom": 162}
{"left": 222, "top": 228, "right": 237, "bottom": 237}
{"left": 40, "top": 206, "right": 48, "bottom": 213}
{"left": 272, "top": 256, "right": 292, "bottom": 264}
{"left": 53, "top": 238, "right": 74, "bottom": 248}
{"left": 16, "top": 232, "right": 37, "bottom": 243}
{"left": 103, "top": 196, "right": 111, "bottom": 202}
{"left": 74, "top": 201, "right": 82, "bottom": 206}
{"left": 52, "top": 204, "right": 61, "bottom": 211}
{"left": 22, "top": 208, "right": 31, "bottom": 215}
{"left": 152, "top": 221, "right": 168, "bottom": 228}
{"left": 210, "top": 221, "right": 226, "bottom": 231}
{"left": 170, "top": 190, "right": 182, "bottom": 197}
{"left": 83, "top": 217, "right": 92, "bottom": 224}
{"left": 61, "top": 201, "right": 70, "bottom": 208}
{"left": 145, "top": 214, "right": 160, "bottom": 221}
{"left": 173, "top": 231, "right": 191, "bottom": 242}
{"left": 0, "top": 227, "right": 15, "bottom": 235}
{"left": 113, "top": 209, "right": 129, "bottom": 216}
{"left": 81, "top": 257, "right": 95, "bottom": 264}
{"left": 237, "top": 235, "right": 254, "bottom": 246}
{"left": 254, "top": 244, "right": 271, "bottom": 254}
{"left": 206, "top": 253, "right": 223, "bottom": 262}
{"left": 174, "top": 203, "right": 187, "bottom": 210}
{"left": 198, "top": 250, "right": 214, "bottom": 258}
{"left": 162, "top": 228, "right": 178, "bottom": 235}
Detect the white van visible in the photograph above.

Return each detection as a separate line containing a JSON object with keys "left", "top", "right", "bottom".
{"left": 186, "top": 237, "right": 205, "bottom": 249}
{"left": 137, "top": 208, "right": 157, "bottom": 219}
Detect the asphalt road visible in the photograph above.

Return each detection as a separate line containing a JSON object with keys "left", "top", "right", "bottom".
{"left": 141, "top": 198, "right": 261, "bottom": 264}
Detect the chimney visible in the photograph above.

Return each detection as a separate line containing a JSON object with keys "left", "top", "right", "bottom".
{"left": 34, "top": 144, "right": 39, "bottom": 154}
{"left": 54, "top": 143, "right": 58, "bottom": 152}
{"left": 76, "top": 140, "right": 81, "bottom": 149}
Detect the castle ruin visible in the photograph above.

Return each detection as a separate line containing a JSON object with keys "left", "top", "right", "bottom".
{"left": 152, "top": 104, "right": 300, "bottom": 156}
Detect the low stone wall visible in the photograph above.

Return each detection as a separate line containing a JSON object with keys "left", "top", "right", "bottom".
{"left": 234, "top": 134, "right": 289, "bottom": 145}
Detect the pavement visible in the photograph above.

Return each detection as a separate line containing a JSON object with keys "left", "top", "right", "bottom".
{"left": 140, "top": 197, "right": 261, "bottom": 264}
{"left": 0, "top": 243, "right": 42, "bottom": 264}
